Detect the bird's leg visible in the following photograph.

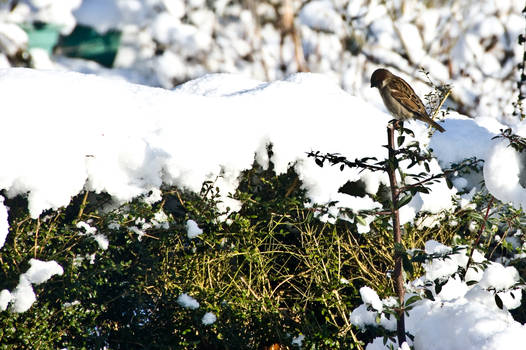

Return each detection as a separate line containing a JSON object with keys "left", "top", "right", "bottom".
{"left": 388, "top": 119, "right": 404, "bottom": 131}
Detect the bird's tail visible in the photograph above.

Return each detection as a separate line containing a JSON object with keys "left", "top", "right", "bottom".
{"left": 419, "top": 115, "right": 445, "bottom": 133}
{"left": 429, "top": 118, "right": 445, "bottom": 133}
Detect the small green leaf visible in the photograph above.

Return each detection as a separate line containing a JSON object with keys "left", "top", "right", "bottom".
{"left": 405, "top": 295, "right": 421, "bottom": 306}
{"left": 397, "top": 135, "right": 405, "bottom": 147}
{"left": 355, "top": 215, "right": 367, "bottom": 226}
{"left": 402, "top": 254, "right": 413, "bottom": 275}
{"left": 495, "top": 294, "right": 504, "bottom": 309}
{"left": 435, "top": 282, "right": 443, "bottom": 295}
{"left": 424, "top": 289, "right": 435, "bottom": 301}
{"left": 394, "top": 242, "right": 406, "bottom": 255}
{"left": 397, "top": 194, "right": 413, "bottom": 209}
{"left": 424, "top": 162, "right": 430, "bottom": 173}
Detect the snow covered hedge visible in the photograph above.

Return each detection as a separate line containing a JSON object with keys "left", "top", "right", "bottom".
{"left": 0, "top": 0, "right": 525, "bottom": 348}
{"left": 0, "top": 68, "right": 524, "bottom": 348}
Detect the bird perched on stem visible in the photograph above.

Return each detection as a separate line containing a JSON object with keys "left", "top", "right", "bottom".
{"left": 370, "top": 68, "right": 445, "bottom": 133}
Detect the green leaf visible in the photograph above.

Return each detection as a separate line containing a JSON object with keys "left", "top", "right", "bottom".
{"left": 394, "top": 242, "right": 406, "bottom": 255}
{"left": 396, "top": 193, "right": 413, "bottom": 209}
{"left": 355, "top": 215, "right": 367, "bottom": 226}
{"left": 424, "top": 289, "right": 435, "bottom": 301}
{"left": 402, "top": 254, "right": 413, "bottom": 275}
{"left": 495, "top": 294, "right": 504, "bottom": 309}
{"left": 435, "top": 282, "right": 443, "bottom": 295}
{"left": 424, "top": 162, "right": 430, "bottom": 173}
{"left": 405, "top": 295, "right": 421, "bottom": 306}
{"left": 397, "top": 135, "right": 405, "bottom": 147}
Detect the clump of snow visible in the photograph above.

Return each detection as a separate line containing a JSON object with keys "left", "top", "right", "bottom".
{"left": 0, "top": 196, "right": 8, "bottom": 249}
{"left": 186, "top": 220, "right": 203, "bottom": 239}
{"left": 23, "top": 259, "right": 64, "bottom": 285}
{"left": 478, "top": 263, "right": 520, "bottom": 291}
{"left": 0, "top": 259, "right": 63, "bottom": 312}
{"left": 351, "top": 241, "right": 525, "bottom": 350}
{"left": 359, "top": 286, "right": 383, "bottom": 312}
{"left": 292, "top": 334, "right": 305, "bottom": 347}
{"left": 201, "top": 311, "right": 217, "bottom": 325}
{"left": 299, "top": 1, "right": 345, "bottom": 35}
{"left": 177, "top": 293, "right": 199, "bottom": 310}
{"left": 77, "top": 221, "right": 108, "bottom": 250}
{"left": 484, "top": 139, "right": 526, "bottom": 209}
{"left": 0, "top": 68, "right": 461, "bottom": 224}
{"left": 0, "top": 289, "right": 12, "bottom": 311}
{"left": 152, "top": 210, "right": 170, "bottom": 229}
{"left": 422, "top": 240, "right": 468, "bottom": 281}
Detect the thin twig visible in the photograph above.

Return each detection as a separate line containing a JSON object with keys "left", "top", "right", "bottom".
{"left": 387, "top": 123, "right": 406, "bottom": 345}
{"left": 464, "top": 196, "right": 494, "bottom": 279}
{"left": 33, "top": 218, "right": 41, "bottom": 258}
{"left": 431, "top": 88, "right": 451, "bottom": 120}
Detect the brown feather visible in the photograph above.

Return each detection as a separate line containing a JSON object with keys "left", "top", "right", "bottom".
{"left": 370, "top": 68, "right": 445, "bottom": 133}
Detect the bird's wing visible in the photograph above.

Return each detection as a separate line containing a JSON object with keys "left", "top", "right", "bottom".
{"left": 388, "top": 77, "right": 428, "bottom": 117}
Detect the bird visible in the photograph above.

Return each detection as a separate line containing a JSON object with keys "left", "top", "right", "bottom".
{"left": 370, "top": 68, "right": 445, "bottom": 133}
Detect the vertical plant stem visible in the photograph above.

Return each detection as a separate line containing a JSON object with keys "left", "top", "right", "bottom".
{"left": 464, "top": 196, "right": 494, "bottom": 278}
{"left": 75, "top": 190, "right": 89, "bottom": 223}
{"left": 387, "top": 124, "right": 406, "bottom": 345}
{"left": 33, "top": 218, "right": 41, "bottom": 258}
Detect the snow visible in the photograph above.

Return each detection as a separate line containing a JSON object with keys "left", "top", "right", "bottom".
{"left": 478, "top": 263, "right": 520, "bottom": 291}
{"left": 350, "top": 241, "right": 526, "bottom": 350}
{"left": 202, "top": 311, "right": 217, "bottom": 325}
{"left": 177, "top": 293, "right": 199, "bottom": 310}
{"left": 299, "top": 1, "right": 345, "bottom": 36}
{"left": 23, "top": 259, "right": 64, "bottom": 285}
{"left": 292, "top": 334, "right": 305, "bottom": 347}
{"left": 484, "top": 139, "right": 526, "bottom": 209}
{"left": 0, "top": 1, "right": 524, "bottom": 347}
{"left": 0, "top": 196, "right": 8, "bottom": 249}
{"left": 0, "top": 68, "right": 458, "bottom": 226}
{"left": 77, "top": 221, "right": 109, "bottom": 250}
{"left": 0, "top": 259, "right": 63, "bottom": 312}
{"left": 186, "top": 220, "right": 203, "bottom": 239}
{"left": 359, "top": 286, "right": 383, "bottom": 312}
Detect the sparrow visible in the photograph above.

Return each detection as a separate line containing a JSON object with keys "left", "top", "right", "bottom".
{"left": 370, "top": 68, "right": 445, "bottom": 133}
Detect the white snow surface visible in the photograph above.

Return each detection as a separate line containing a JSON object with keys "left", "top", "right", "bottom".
{"left": 0, "top": 259, "right": 63, "bottom": 312}
{"left": 351, "top": 242, "right": 526, "bottom": 350}
{"left": 202, "top": 311, "right": 217, "bottom": 325}
{"left": 0, "top": 196, "right": 8, "bottom": 249}
{"left": 186, "top": 219, "right": 203, "bottom": 239}
{"left": 0, "top": 68, "right": 426, "bottom": 221}
{"left": 177, "top": 293, "right": 199, "bottom": 310}
{"left": 0, "top": 67, "right": 524, "bottom": 226}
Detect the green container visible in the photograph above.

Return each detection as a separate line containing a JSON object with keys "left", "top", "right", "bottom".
{"left": 56, "top": 25, "right": 122, "bottom": 68}
{"left": 20, "top": 22, "right": 62, "bottom": 54}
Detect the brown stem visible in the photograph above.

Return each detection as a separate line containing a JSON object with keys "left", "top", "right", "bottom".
{"left": 464, "top": 196, "right": 494, "bottom": 279}
{"left": 387, "top": 124, "right": 406, "bottom": 345}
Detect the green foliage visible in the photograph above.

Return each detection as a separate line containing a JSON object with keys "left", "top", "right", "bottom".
{"left": 1, "top": 146, "right": 526, "bottom": 349}
{"left": 0, "top": 160, "right": 373, "bottom": 349}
